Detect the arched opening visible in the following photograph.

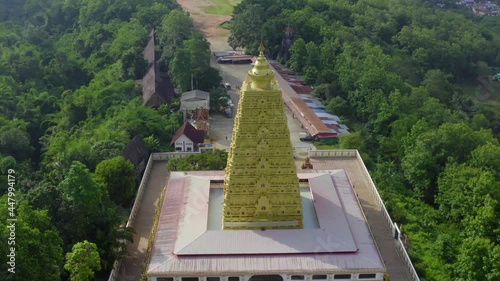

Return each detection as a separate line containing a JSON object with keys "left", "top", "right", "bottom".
{"left": 249, "top": 275, "right": 283, "bottom": 281}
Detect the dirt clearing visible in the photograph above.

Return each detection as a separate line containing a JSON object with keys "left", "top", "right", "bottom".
{"left": 177, "top": 0, "right": 240, "bottom": 49}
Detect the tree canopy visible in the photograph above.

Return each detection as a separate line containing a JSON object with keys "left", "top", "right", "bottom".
{"left": 230, "top": 0, "right": 500, "bottom": 279}
{"left": 64, "top": 240, "right": 101, "bottom": 281}
{"left": 0, "top": 0, "right": 201, "bottom": 279}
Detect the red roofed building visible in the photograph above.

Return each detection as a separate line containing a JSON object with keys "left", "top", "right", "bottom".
{"left": 170, "top": 122, "right": 205, "bottom": 152}
{"left": 290, "top": 85, "right": 313, "bottom": 94}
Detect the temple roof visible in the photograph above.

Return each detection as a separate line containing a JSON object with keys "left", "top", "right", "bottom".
{"left": 122, "top": 135, "right": 149, "bottom": 167}
{"left": 170, "top": 122, "right": 205, "bottom": 145}
{"left": 247, "top": 44, "right": 275, "bottom": 86}
{"left": 147, "top": 170, "right": 385, "bottom": 275}
{"left": 223, "top": 45, "right": 302, "bottom": 229}
{"left": 142, "top": 30, "right": 175, "bottom": 107}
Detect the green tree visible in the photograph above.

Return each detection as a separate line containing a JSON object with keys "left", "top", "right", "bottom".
{"left": 169, "top": 48, "right": 192, "bottom": 92}
{"left": 56, "top": 161, "right": 107, "bottom": 244}
{"left": 25, "top": 180, "right": 61, "bottom": 217}
{"left": 454, "top": 238, "right": 500, "bottom": 281}
{"left": 94, "top": 156, "right": 137, "bottom": 207}
{"left": 0, "top": 197, "right": 63, "bottom": 281}
{"left": 144, "top": 135, "right": 160, "bottom": 152}
{"left": 167, "top": 150, "right": 228, "bottom": 171}
{"left": 0, "top": 127, "right": 33, "bottom": 161}
{"left": 306, "top": 41, "right": 321, "bottom": 71}
{"left": 134, "top": 2, "right": 177, "bottom": 30}
{"left": 195, "top": 66, "right": 222, "bottom": 92}
{"left": 64, "top": 240, "right": 101, "bottom": 281}
{"left": 209, "top": 87, "right": 229, "bottom": 112}
{"left": 339, "top": 132, "right": 365, "bottom": 150}
{"left": 436, "top": 163, "right": 498, "bottom": 223}
{"left": 92, "top": 207, "right": 134, "bottom": 271}
{"left": 158, "top": 9, "right": 194, "bottom": 61}
{"left": 167, "top": 157, "right": 192, "bottom": 171}
{"left": 227, "top": 4, "right": 264, "bottom": 53}
{"left": 304, "top": 66, "right": 319, "bottom": 85}
{"left": 289, "top": 38, "right": 307, "bottom": 74}
{"left": 108, "top": 19, "right": 147, "bottom": 61}
{"left": 312, "top": 83, "right": 337, "bottom": 100}
{"left": 402, "top": 122, "right": 497, "bottom": 202}
{"left": 470, "top": 142, "right": 500, "bottom": 172}
{"left": 471, "top": 114, "right": 490, "bottom": 130}
{"left": 326, "top": 96, "right": 349, "bottom": 116}
{"left": 421, "top": 69, "right": 454, "bottom": 103}
{"left": 184, "top": 32, "right": 211, "bottom": 76}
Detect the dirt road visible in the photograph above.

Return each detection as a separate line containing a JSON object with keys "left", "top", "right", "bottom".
{"left": 176, "top": 0, "right": 232, "bottom": 48}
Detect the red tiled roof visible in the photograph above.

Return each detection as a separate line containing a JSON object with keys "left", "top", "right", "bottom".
{"left": 325, "top": 124, "right": 339, "bottom": 129}
{"left": 272, "top": 78, "right": 331, "bottom": 136}
{"left": 170, "top": 122, "right": 205, "bottom": 145}
{"left": 291, "top": 85, "right": 313, "bottom": 94}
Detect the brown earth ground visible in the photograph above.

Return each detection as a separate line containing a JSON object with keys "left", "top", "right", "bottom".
{"left": 176, "top": 0, "right": 232, "bottom": 50}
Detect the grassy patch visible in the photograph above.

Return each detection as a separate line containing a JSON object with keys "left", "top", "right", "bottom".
{"left": 219, "top": 21, "right": 231, "bottom": 30}
{"left": 313, "top": 141, "right": 340, "bottom": 150}
{"left": 204, "top": 0, "right": 241, "bottom": 15}
{"left": 462, "top": 79, "right": 500, "bottom": 119}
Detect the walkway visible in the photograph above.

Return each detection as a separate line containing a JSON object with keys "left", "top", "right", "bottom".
{"left": 300, "top": 157, "right": 413, "bottom": 281}
{"left": 117, "top": 161, "right": 169, "bottom": 281}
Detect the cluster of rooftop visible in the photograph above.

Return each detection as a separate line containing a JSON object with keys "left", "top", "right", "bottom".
{"left": 268, "top": 62, "right": 349, "bottom": 142}
{"left": 213, "top": 50, "right": 254, "bottom": 64}
{"left": 455, "top": 0, "right": 499, "bottom": 15}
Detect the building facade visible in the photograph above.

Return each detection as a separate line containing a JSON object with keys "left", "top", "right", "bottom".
{"left": 146, "top": 45, "right": 386, "bottom": 281}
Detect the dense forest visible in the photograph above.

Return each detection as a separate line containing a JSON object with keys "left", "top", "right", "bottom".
{"left": 0, "top": 0, "right": 222, "bottom": 280}
{"left": 229, "top": 0, "right": 500, "bottom": 280}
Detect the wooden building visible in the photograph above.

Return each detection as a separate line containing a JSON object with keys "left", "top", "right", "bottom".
{"left": 141, "top": 30, "right": 176, "bottom": 108}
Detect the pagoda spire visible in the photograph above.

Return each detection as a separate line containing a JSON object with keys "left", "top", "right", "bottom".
{"left": 222, "top": 44, "right": 303, "bottom": 230}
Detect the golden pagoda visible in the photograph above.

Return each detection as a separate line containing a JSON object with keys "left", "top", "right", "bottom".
{"left": 222, "top": 44, "right": 303, "bottom": 230}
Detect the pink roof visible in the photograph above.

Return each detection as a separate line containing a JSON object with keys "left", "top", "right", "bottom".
{"left": 147, "top": 170, "right": 385, "bottom": 276}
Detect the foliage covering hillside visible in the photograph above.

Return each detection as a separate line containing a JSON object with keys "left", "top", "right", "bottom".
{"left": 0, "top": 0, "right": 221, "bottom": 279}
{"left": 229, "top": 0, "right": 500, "bottom": 280}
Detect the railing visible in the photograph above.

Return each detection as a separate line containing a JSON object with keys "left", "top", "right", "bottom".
{"left": 106, "top": 260, "right": 120, "bottom": 281}
{"left": 308, "top": 149, "right": 357, "bottom": 158}
{"left": 107, "top": 154, "right": 154, "bottom": 281}
{"left": 127, "top": 154, "right": 154, "bottom": 228}
{"left": 107, "top": 152, "right": 198, "bottom": 281}
{"left": 151, "top": 151, "right": 198, "bottom": 160}
{"left": 140, "top": 171, "right": 170, "bottom": 281}
{"left": 310, "top": 150, "right": 420, "bottom": 281}
{"left": 110, "top": 150, "right": 420, "bottom": 281}
{"left": 354, "top": 150, "right": 420, "bottom": 281}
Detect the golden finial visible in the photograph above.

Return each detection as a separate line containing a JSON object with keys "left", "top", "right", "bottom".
{"left": 258, "top": 43, "right": 265, "bottom": 55}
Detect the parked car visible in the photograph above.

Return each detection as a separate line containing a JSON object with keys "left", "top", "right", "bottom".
{"left": 299, "top": 133, "right": 313, "bottom": 141}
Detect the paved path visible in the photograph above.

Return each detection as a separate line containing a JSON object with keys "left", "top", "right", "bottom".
{"left": 300, "top": 157, "right": 414, "bottom": 281}
{"left": 117, "top": 161, "right": 169, "bottom": 281}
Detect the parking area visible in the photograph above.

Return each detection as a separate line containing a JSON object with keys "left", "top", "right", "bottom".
{"left": 208, "top": 54, "right": 315, "bottom": 157}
